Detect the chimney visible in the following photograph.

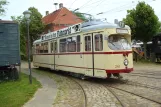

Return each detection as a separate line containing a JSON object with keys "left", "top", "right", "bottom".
{"left": 59, "top": 3, "right": 63, "bottom": 9}
{"left": 46, "top": 11, "right": 49, "bottom": 15}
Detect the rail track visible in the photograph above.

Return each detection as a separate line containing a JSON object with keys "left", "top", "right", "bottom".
{"left": 105, "top": 85, "right": 161, "bottom": 106}
{"left": 119, "top": 79, "right": 161, "bottom": 90}
{"left": 132, "top": 72, "right": 161, "bottom": 76}
{"left": 103, "top": 85, "right": 125, "bottom": 107}
{"left": 69, "top": 78, "right": 87, "bottom": 107}
{"left": 127, "top": 72, "right": 161, "bottom": 79}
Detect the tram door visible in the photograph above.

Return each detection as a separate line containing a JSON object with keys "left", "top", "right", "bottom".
{"left": 50, "top": 40, "right": 57, "bottom": 70}
{"left": 84, "top": 34, "right": 94, "bottom": 76}
{"left": 53, "top": 41, "right": 57, "bottom": 70}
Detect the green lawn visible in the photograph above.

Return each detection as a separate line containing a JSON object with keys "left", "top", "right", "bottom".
{"left": 0, "top": 73, "right": 41, "bottom": 107}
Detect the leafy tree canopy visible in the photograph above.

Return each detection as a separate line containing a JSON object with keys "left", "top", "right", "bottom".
{"left": 11, "top": 7, "right": 45, "bottom": 59}
{"left": 123, "top": 1, "right": 160, "bottom": 42}
{"left": 72, "top": 11, "right": 89, "bottom": 21}
{"left": 0, "top": 0, "right": 9, "bottom": 16}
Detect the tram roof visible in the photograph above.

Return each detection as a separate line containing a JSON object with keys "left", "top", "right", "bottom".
{"left": 81, "top": 20, "right": 130, "bottom": 32}
{"left": 33, "top": 20, "right": 131, "bottom": 44}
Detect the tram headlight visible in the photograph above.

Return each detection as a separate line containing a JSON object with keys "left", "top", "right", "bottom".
{"left": 124, "top": 59, "right": 128, "bottom": 66}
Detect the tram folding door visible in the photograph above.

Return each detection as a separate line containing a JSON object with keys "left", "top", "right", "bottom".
{"left": 84, "top": 32, "right": 105, "bottom": 78}
{"left": 84, "top": 34, "right": 94, "bottom": 76}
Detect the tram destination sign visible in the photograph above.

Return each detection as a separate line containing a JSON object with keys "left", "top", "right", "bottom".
{"left": 41, "top": 23, "right": 82, "bottom": 41}
{"left": 116, "top": 28, "right": 128, "bottom": 34}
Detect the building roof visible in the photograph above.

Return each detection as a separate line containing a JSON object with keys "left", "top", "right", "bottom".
{"left": 42, "top": 7, "right": 83, "bottom": 25}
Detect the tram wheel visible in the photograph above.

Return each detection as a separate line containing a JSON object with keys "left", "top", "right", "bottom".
{"left": 107, "top": 73, "right": 112, "bottom": 78}
{"left": 113, "top": 73, "right": 123, "bottom": 79}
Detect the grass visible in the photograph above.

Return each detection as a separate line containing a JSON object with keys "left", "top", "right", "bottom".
{"left": 0, "top": 73, "right": 41, "bottom": 107}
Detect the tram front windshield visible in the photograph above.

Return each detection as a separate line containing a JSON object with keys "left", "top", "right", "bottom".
{"left": 108, "top": 34, "right": 131, "bottom": 50}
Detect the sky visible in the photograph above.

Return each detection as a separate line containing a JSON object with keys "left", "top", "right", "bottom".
{"left": 1, "top": 0, "right": 161, "bottom": 23}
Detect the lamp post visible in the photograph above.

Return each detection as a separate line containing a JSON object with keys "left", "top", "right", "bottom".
{"left": 23, "top": 10, "right": 32, "bottom": 84}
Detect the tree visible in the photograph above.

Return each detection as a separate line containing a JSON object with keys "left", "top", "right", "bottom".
{"left": 0, "top": 0, "right": 9, "bottom": 16}
{"left": 123, "top": 1, "right": 160, "bottom": 59}
{"left": 72, "top": 11, "right": 89, "bottom": 21}
{"left": 159, "top": 22, "right": 161, "bottom": 32}
{"left": 11, "top": 7, "right": 45, "bottom": 59}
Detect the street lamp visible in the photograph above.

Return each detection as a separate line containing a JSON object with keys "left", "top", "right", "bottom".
{"left": 23, "top": 10, "right": 32, "bottom": 84}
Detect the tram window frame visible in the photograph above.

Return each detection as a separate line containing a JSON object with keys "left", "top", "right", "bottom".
{"left": 60, "top": 38, "right": 67, "bottom": 52}
{"left": 54, "top": 42, "right": 57, "bottom": 53}
{"left": 77, "top": 35, "right": 81, "bottom": 52}
{"left": 36, "top": 44, "right": 40, "bottom": 53}
{"left": 39, "top": 43, "right": 44, "bottom": 53}
{"left": 67, "top": 36, "right": 76, "bottom": 52}
{"left": 95, "top": 34, "right": 103, "bottom": 51}
{"left": 85, "top": 36, "right": 91, "bottom": 51}
{"left": 43, "top": 42, "right": 49, "bottom": 53}
{"left": 50, "top": 42, "right": 54, "bottom": 53}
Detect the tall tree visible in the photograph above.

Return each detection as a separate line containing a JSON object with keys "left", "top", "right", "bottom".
{"left": 123, "top": 1, "right": 160, "bottom": 59}
{"left": 72, "top": 11, "right": 89, "bottom": 21}
{"left": 11, "top": 7, "right": 45, "bottom": 59}
{"left": 0, "top": 0, "right": 9, "bottom": 16}
{"left": 159, "top": 22, "right": 161, "bottom": 32}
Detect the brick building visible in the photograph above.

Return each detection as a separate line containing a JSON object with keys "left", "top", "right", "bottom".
{"left": 42, "top": 3, "right": 83, "bottom": 34}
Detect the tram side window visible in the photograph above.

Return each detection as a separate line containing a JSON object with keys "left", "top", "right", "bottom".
{"left": 44, "top": 42, "right": 48, "bottom": 53}
{"left": 39, "top": 43, "right": 44, "bottom": 53}
{"left": 77, "top": 35, "right": 80, "bottom": 52}
{"left": 95, "top": 34, "right": 103, "bottom": 51}
{"left": 67, "top": 37, "right": 76, "bottom": 52}
{"left": 85, "top": 36, "right": 91, "bottom": 51}
{"left": 60, "top": 39, "right": 67, "bottom": 52}
{"left": 36, "top": 44, "right": 40, "bottom": 53}
{"left": 50, "top": 42, "right": 54, "bottom": 53}
{"left": 54, "top": 42, "right": 57, "bottom": 53}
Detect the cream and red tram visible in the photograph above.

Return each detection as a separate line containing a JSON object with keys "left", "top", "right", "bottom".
{"left": 33, "top": 20, "right": 133, "bottom": 79}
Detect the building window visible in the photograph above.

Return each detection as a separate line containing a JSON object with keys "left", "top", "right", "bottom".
{"left": 77, "top": 35, "right": 81, "bottom": 52}
{"left": 85, "top": 36, "right": 91, "bottom": 51}
{"left": 95, "top": 34, "right": 103, "bottom": 51}
{"left": 48, "top": 29, "right": 51, "bottom": 33}
{"left": 60, "top": 38, "right": 67, "bottom": 52}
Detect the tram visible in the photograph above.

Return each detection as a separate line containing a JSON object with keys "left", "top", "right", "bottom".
{"left": 32, "top": 19, "right": 133, "bottom": 79}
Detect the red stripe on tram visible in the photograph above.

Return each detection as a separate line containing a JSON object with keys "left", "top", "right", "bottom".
{"left": 33, "top": 51, "right": 132, "bottom": 55}
{"left": 34, "top": 62, "right": 133, "bottom": 73}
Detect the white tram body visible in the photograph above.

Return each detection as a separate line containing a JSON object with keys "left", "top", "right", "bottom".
{"left": 33, "top": 20, "right": 133, "bottom": 78}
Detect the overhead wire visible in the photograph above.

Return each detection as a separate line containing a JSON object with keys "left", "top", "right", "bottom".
{"left": 108, "top": 0, "right": 157, "bottom": 14}
{"left": 69, "top": 0, "right": 78, "bottom": 9}
{"left": 86, "top": 0, "right": 107, "bottom": 13}
{"left": 80, "top": 0, "right": 104, "bottom": 9}
{"left": 95, "top": 0, "right": 156, "bottom": 15}
{"left": 73, "top": 0, "right": 95, "bottom": 11}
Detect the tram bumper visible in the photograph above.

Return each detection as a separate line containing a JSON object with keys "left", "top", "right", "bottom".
{"left": 105, "top": 68, "right": 133, "bottom": 73}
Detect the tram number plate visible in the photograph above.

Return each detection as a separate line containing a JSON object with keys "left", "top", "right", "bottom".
{"left": 115, "top": 65, "right": 120, "bottom": 68}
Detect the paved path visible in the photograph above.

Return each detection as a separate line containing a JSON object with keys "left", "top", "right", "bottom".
{"left": 22, "top": 62, "right": 57, "bottom": 107}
